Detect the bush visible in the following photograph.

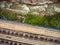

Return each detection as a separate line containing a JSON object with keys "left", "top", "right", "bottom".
{"left": 25, "top": 13, "right": 60, "bottom": 28}
{"left": 25, "top": 14, "right": 46, "bottom": 26}
{"left": 0, "top": 8, "right": 17, "bottom": 20}
{"left": 6, "top": 12, "right": 17, "bottom": 20}
{"left": 49, "top": 12, "right": 60, "bottom": 28}
{"left": 0, "top": 8, "right": 60, "bottom": 28}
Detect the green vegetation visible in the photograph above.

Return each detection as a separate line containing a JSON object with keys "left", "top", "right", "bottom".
{"left": 0, "top": 8, "right": 60, "bottom": 28}
{"left": 0, "top": 8, "right": 17, "bottom": 20}
{"left": 25, "top": 14, "right": 46, "bottom": 26}
{"left": 25, "top": 13, "right": 60, "bottom": 28}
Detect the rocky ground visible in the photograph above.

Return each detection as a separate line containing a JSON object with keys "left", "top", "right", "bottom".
{"left": 0, "top": 1, "right": 60, "bottom": 15}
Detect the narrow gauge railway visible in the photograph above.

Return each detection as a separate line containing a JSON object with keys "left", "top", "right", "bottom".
{"left": 0, "top": 27, "right": 60, "bottom": 44}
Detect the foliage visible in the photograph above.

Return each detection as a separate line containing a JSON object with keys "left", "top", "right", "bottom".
{"left": 0, "top": 8, "right": 17, "bottom": 20}
{"left": 49, "top": 12, "right": 60, "bottom": 28}
{"left": 25, "top": 13, "right": 60, "bottom": 28}
{"left": 0, "top": 8, "right": 60, "bottom": 28}
{"left": 25, "top": 14, "right": 46, "bottom": 26}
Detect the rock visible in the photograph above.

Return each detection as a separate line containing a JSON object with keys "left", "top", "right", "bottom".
{"left": 31, "top": 11, "right": 39, "bottom": 15}
{"left": 54, "top": 7, "right": 60, "bottom": 12}
{"left": 21, "top": 5, "right": 30, "bottom": 12}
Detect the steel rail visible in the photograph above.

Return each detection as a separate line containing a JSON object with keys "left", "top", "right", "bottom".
{"left": 0, "top": 27, "right": 60, "bottom": 44}
{"left": 0, "top": 38, "right": 33, "bottom": 45}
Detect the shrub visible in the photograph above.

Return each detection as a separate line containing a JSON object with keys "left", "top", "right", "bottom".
{"left": 25, "top": 14, "right": 46, "bottom": 26}
{"left": 0, "top": 8, "right": 60, "bottom": 28}
{"left": 6, "top": 11, "right": 17, "bottom": 20}
{"left": 0, "top": 8, "right": 17, "bottom": 20}
{"left": 49, "top": 12, "right": 60, "bottom": 28}
{"left": 25, "top": 13, "right": 60, "bottom": 28}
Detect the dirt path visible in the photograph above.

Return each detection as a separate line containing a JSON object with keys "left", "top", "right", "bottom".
{"left": 0, "top": 20, "right": 60, "bottom": 38}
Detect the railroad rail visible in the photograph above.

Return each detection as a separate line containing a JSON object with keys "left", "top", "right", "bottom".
{"left": 0, "top": 20, "right": 60, "bottom": 38}
{"left": 0, "top": 38, "right": 33, "bottom": 45}
{"left": 0, "top": 27, "right": 60, "bottom": 44}
{"left": 0, "top": 33, "right": 60, "bottom": 45}
{"left": 0, "top": 20, "right": 60, "bottom": 45}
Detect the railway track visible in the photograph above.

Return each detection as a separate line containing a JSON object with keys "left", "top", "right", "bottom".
{"left": 0, "top": 20, "right": 60, "bottom": 45}
{"left": 0, "top": 27, "right": 60, "bottom": 44}
{"left": 0, "top": 38, "right": 33, "bottom": 45}
{"left": 0, "top": 33, "right": 60, "bottom": 45}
